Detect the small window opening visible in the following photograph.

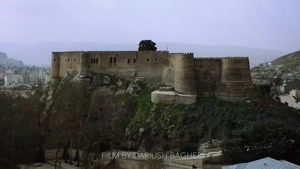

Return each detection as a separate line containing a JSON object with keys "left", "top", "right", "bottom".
{"left": 91, "top": 59, "right": 93, "bottom": 63}
{"left": 114, "top": 57, "right": 116, "bottom": 63}
{"left": 68, "top": 59, "right": 70, "bottom": 62}
{"left": 146, "top": 58, "right": 150, "bottom": 62}
{"left": 133, "top": 59, "right": 136, "bottom": 63}
{"left": 155, "top": 58, "right": 157, "bottom": 62}
{"left": 110, "top": 57, "right": 112, "bottom": 63}
{"left": 96, "top": 59, "right": 98, "bottom": 64}
{"left": 74, "top": 59, "right": 76, "bottom": 61}
{"left": 54, "top": 59, "right": 56, "bottom": 62}
{"left": 128, "top": 59, "right": 130, "bottom": 64}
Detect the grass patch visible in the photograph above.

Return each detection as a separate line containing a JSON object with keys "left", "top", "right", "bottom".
{"left": 128, "top": 88, "right": 155, "bottom": 128}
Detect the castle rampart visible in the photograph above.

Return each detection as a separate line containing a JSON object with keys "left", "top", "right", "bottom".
{"left": 50, "top": 50, "right": 255, "bottom": 102}
{"left": 50, "top": 51, "right": 170, "bottom": 86}
{"left": 194, "top": 57, "right": 222, "bottom": 96}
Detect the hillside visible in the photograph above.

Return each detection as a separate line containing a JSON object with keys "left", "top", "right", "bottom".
{"left": 1, "top": 72, "right": 300, "bottom": 166}
{"left": 272, "top": 50, "right": 300, "bottom": 68}
{"left": 38, "top": 73, "right": 300, "bottom": 165}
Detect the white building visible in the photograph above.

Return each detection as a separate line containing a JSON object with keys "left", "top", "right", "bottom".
{"left": 290, "top": 89, "right": 300, "bottom": 99}
{"left": 5, "top": 74, "right": 22, "bottom": 85}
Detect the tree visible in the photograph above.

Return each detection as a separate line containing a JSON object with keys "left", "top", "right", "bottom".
{"left": 138, "top": 40, "right": 157, "bottom": 51}
{"left": 0, "top": 89, "right": 41, "bottom": 165}
{"left": 48, "top": 75, "right": 134, "bottom": 169}
{"left": 222, "top": 121, "right": 300, "bottom": 163}
{"left": 273, "top": 77, "right": 283, "bottom": 86}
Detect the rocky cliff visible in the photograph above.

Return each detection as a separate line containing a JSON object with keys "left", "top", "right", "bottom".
{"left": 40, "top": 72, "right": 300, "bottom": 164}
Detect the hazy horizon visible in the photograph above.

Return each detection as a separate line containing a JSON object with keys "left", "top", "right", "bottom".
{"left": 1, "top": 1, "right": 299, "bottom": 50}
{"left": 0, "top": 42, "right": 287, "bottom": 66}
{"left": 0, "top": 0, "right": 299, "bottom": 65}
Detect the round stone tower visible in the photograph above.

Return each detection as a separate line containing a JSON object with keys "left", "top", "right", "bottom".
{"left": 174, "top": 53, "right": 197, "bottom": 95}
{"left": 221, "top": 57, "right": 252, "bottom": 82}
{"left": 50, "top": 52, "right": 60, "bottom": 79}
{"left": 216, "top": 57, "right": 254, "bottom": 101}
{"left": 79, "top": 52, "right": 89, "bottom": 75}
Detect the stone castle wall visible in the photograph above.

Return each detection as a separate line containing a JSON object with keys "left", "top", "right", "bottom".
{"left": 50, "top": 51, "right": 254, "bottom": 101}
{"left": 194, "top": 58, "right": 222, "bottom": 96}
{"left": 51, "top": 51, "right": 170, "bottom": 86}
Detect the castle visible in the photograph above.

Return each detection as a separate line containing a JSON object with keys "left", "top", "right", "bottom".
{"left": 50, "top": 51, "right": 254, "bottom": 103}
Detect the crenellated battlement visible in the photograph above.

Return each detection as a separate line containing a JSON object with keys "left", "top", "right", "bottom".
{"left": 194, "top": 57, "right": 223, "bottom": 60}
{"left": 52, "top": 51, "right": 169, "bottom": 54}
{"left": 170, "top": 53, "right": 193, "bottom": 55}
{"left": 222, "top": 56, "right": 248, "bottom": 59}
{"left": 222, "top": 57, "right": 250, "bottom": 66}
{"left": 194, "top": 56, "right": 248, "bottom": 60}
{"left": 194, "top": 58, "right": 222, "bottom": 67}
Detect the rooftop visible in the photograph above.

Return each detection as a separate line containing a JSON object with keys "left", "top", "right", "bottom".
{"left": 222, "top": 157, "right": 300, "bottom": 169}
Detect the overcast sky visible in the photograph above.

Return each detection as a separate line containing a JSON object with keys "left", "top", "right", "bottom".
{"left": 0, "top": 0, "right": 299, "bottom": 52}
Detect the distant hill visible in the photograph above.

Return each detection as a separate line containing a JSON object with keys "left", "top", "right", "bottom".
{"left": 0, "top": 52, "right": 24, "bottom": 67}
{"left": 272, "top": 50, "right": 300, "bottom": 68}
{"left": 0, "top": 42, "right": 286, "bottom": 66}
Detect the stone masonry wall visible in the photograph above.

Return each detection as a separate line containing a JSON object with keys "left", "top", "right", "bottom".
{"left": 194, "top": 58, "right": 222, "bottom": 96}
{"left": 50, "top": 51, "right": 254, "bottom": 101}
{"left": 50, "top": 51, "right": 170, "bottom": 86}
